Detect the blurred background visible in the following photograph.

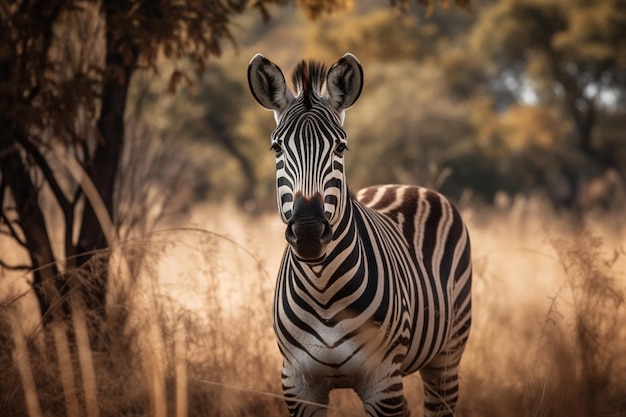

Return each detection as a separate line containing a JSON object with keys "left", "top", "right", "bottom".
{"left": 130, "top": 0, "right": 626, "bottom": 216}
{"left": 1, "top": 1, "right": 625, "bottom": 416}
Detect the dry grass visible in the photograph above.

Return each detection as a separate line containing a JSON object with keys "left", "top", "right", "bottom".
{"left": 1, "top": 200, "right": 625, "bottom": 417}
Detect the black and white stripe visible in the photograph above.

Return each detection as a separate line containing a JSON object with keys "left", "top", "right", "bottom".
{"left": 248, "top": 54, "right": 472, "bottom": 417}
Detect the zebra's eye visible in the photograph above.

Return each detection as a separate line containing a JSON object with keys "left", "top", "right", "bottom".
{"left": 334, "top": 143, "right": 348, "bottom": 156}
{"left": 270, "top": 142, "right": 283, "bottom": 156}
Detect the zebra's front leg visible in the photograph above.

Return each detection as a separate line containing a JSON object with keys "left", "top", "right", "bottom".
{"left": 281, "top": 363, "right": 330, "bottom": 417}
{"left": 358, "top": 371, "right": 409, "bottom": 417}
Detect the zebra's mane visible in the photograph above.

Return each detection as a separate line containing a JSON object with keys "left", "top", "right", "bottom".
{"left": 291, "top": 60, "right": 327, "bottom": 110}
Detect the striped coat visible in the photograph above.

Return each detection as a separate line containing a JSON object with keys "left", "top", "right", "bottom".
{"left": 248, "top": 53, "right": 471, "bottom": 417}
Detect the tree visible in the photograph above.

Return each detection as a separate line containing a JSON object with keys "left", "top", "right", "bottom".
{"left": 0, "top": 0, "right": 278, "bottom": 331}
{"left": 471, "top": 0, "right": 626, "bottom": 209}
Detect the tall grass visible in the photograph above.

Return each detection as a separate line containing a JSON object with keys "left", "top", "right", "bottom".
{"left": 536, "top": 230, "right": 625, "bottom": 416}
{"left": 1, "top": 202, "right": 625, "bottom": 417}
{"left": 459, "top": 205, "right": 626, "bottom": 417}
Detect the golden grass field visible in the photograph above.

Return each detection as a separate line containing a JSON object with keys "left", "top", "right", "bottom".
{"left": 1, "top": 198, "right": 625, "bottom": 417}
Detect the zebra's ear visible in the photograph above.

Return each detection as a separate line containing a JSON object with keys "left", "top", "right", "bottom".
{"left": 248, "top": 54, "right": 295, "bottom": 115}
{"left": 326, "top": 53, "right": 363, "bottom": 112}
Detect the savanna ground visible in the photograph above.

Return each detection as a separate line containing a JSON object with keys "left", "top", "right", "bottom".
{"left": 1, "top": 198, "right": 625, "bottom": 417}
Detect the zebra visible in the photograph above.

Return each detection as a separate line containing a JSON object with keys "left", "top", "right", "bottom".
{"left": 247, "top": 53, "right": 472, "bottom": 417}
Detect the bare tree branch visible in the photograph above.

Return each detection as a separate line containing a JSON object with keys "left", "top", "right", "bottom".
{"left": 15, "top": 133, "right": 72, "bottom": 215}
{"left": 0, "top": 182, "right": 27, "bottom": 248}
{"left": 0, "top": 220, "right": 27, "bottom": 248}
{"left": 0, "top": 258, "right": 31, "bottom": 271}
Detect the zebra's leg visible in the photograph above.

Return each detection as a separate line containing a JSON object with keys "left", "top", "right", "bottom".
{"left": 281, "top": 363, "right": 330, "bottom": 417}
{"left": 419, "top": 351, "right": 463, "bottom": 417}
{"left": 357, "top": 370, "right": 407, "bottom": 417}
{"left": 421, "top": 295, "right": 470, "bottom": 417}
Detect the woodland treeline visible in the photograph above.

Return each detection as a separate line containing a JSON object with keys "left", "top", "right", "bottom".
{"left": 1, "top": 0, "right": 625, "bottom": 331}
{"left": 187, "top": 0, "right": 625, "bottom": 213}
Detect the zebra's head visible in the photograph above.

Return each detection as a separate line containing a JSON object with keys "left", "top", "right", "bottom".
{"left": 248, "top": 53, "right": 363, "bottom": 261}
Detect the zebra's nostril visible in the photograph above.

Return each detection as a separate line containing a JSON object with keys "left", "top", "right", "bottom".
{"left": 320, "top": 222, "right": 332, "bottom": 244}
{"left": 285, "top": 222, "right": 297, "bottom": 245}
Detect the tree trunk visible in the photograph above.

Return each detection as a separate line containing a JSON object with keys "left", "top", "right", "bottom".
{"left": 75, "top": 0, "right": 138, "bottom": 322}
{"left": 0, "top": 124, "right": 65, "bottom": 320}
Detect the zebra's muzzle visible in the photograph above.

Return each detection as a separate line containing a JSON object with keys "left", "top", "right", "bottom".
{"left": 286, "top": 195, "right": 333, "bottom": 261}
